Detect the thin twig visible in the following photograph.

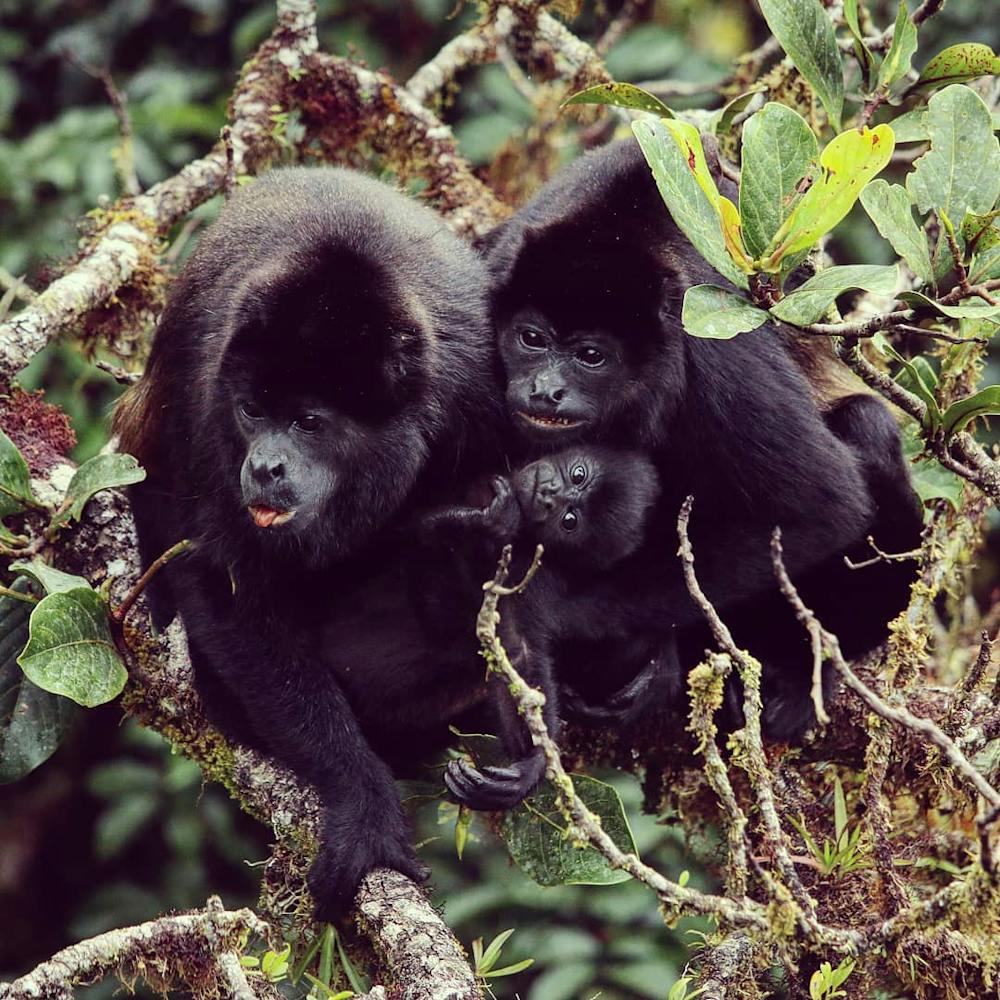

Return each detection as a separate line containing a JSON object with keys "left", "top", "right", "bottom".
{"left": 687, "top": 652, "right": 751, "bottom": 898}
{"left": 844, "top": 535, "right": 922, "bottom": 571}
{"left": 677, "top": 499, "right": 821, "bottom": 929}
{"left": 95, "top": 359, "right": 141, "bottom": 385}
{"left": 63, "top": 54, "right": 140, "bottom": 196}
{"left": 595, "top": 0, "right": 649, "bottom": 57}
{"left": 0, "top": 584, "right": 39, "bottom": 605}
{"left": 895, "top": 323, "right": 990, "bottom": 345}
{"left": 770, "top": 532, "right": 1000, "bottom": 814}
{"left": 0, "top": 267, "right": 36, "bottom": 300}
{"left": 112, "top": 538, "right": 193, "bottom": 624}
{"left": 475, "top": 546, "right": 775, "bottom": 935}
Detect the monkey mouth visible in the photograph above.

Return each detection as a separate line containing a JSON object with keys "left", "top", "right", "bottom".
{"left": 248, "top": 505, "right": 297, "bottom": 528}
{"left": 517, "top": 411, "right": 584, "bottom": 431}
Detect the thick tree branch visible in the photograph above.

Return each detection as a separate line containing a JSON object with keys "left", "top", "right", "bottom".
{"left": 0, "top": 0, "right": 502, "bottom": 385}
{"left": 27, "top": 466, "right": 479, "bottom": 1000}
{"left": 0, "top": 899, "right": 269, "bottom": 1000}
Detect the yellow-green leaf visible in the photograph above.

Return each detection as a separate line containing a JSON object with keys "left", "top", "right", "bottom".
{"left": 877, "top": 1, "right": 918, "bottom": 90}
{"left": 562, "top": 82, "right": 674, "bottom": 118}
{"left": 767, "top": 125, "right": 895, "bottom": 262}
{"left": 917, "top": 43, "right": 1000, "bottom": 90}
{"left": 632, "top": 119, "right": 749, "bottom": 288}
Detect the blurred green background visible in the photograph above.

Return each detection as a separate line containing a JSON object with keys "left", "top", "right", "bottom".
{"left": 1, "top": 1, "right": 997, "bottom": 997}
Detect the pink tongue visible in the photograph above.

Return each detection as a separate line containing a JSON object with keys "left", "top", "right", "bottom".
{"left": 250, "top": 506, "right": 279, "bottom": 528}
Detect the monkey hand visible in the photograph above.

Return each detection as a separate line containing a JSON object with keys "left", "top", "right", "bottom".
{"left": 562, "top": 658, "right": 662, "bottom": 727}
{"left": 443, "top": 747, "right": 546, "bottom": 811}
{"left": 309, "top": 800, "right": 427, "bottom": 921}
{"left": 482, "top": 475, "right": 522, "bottom": 543}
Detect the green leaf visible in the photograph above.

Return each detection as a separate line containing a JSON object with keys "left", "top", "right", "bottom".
{"left": 455, "top": 804, "right": 471, "bottom": 859}
{"left": 500, "top": 774, "right": 636, "bottom": 886}
{"left": 876, "top": 1, "right": 918, "bottom": 90}
{"left": 632, "top": 119, "right": 749, "bottom": 288}
{"left": 941, "top": 387, "right": 1000, "bottom": 436}
{"left": 770, "top": 264, "right": 898, "bottom": 325}
{"left": 843, "top": 0, "right": 875, "bottom": 90}
{"left": 911, "top": 432, "right": 963, "bottom": 504}
{"left": 739, "top": 103, "right": 819, "bottom": 259}
{"left": 971, "top": 245, "right": 1000, "bottom": 283}
{"left": 906, "top": 85, "right": 1000, "bottom": 223}
{"left": 58, "top": 453, "right": 146, "bottom": 524}
{"left": 303, "top": 976, "right": 354, "bottom": 1000}
{"left": 710, "top": 88, "right": 766, "bottom": 137}
{"left": 0, "top": 581, "right": 77, "bottom": 783}
{"left": 95, "top": 792, "right": 157, "bottom": 858}
{"left": 17, "top": 587, "right": 127, "bottom": 707}
{"left": 962, "top": 210, "right": 1000, "bottom": 255}
{"left": 335, "top": 931, "right": 369, "bottom": 995}
{"left": 833, "top": 775, "right": 848, "bottom": 845}
{"left": 483, "top": 959, "right": 534, "bottom": 979}
{"left": 0, "top": 428, "right": 34, "bottom": 522}
{"left": 479, "top": 928, "right": 516, "bottom": 973}
{"left": 895, "top": 355, "right": 939, "bottom": 396}
{"left": 9, "top": 558, "right": 89, "bottom": 595}
{"left": 860, "top": 181, "right": 934, "bottom": 285}
{"left": 561, "top": 82, "right": 674, "bottom": 118}
{"left": 317, "top": 926, "right": 333, "bottom": 986}
{"left": 887, "top": 109, "right": 929, "bottom": 143}
{"left": 916, "top": 43, "right": 1000, "bottom": 90}
{"left": 767, "top": 125, "right": 895, "bottom": 262}
{"left": 757, "top": 0, "right": 844, "bottom": 131}
{"left": 681, "top": 285, "right": 770, "bottom": 339}
{"left": 876, "top": 338, "right": 941, "bottom": 428}
{"left": 899, "top": 291, "right": 1000, "bottom": 320}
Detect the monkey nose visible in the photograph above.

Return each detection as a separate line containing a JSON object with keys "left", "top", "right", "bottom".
{"left": 249, "top": 457, "right": 286, "bottom": 484}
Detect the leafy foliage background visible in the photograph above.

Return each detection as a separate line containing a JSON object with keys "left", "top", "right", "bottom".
{"left": 0, "top": 1, "right": 999, "bottom": 998}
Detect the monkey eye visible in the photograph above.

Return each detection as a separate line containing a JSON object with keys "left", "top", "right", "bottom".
{"left": 561, "top": 509, "right": 579, "bottom": 532}
{"left": 518, "top": 328, "right": 547, "bottom": 350}
{"left": 294, "top": 414, "right": 322, "bottom": 433}
{"left": 577, "top": 347, "right": 606, "bottom": 368}
{"left": 569, "top": 464, "right": 586, "bottom": 485}
{"left": 239, "top": 400, "right": 263, "bottom": 420}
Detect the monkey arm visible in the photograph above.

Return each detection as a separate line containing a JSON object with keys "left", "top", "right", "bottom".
{"left": 177, "top": 569, "right": 424, "bottom": 920}
{"left": 444, "top": 609, "right": 552, "bottom": 811}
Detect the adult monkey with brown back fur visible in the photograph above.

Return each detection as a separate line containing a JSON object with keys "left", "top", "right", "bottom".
{"left": 115, "top": 167, "right": 506, "bottom": 918}
{"left": 475, "top": 139, "right": 922, "bottom": 773}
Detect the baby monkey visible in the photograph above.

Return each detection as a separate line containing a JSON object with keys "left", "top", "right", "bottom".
{"left": 422, "top": 447, "right": 675, "bottom": 810}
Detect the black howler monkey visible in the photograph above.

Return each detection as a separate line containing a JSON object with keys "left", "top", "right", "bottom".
{"left": 482, "top": 139, "right": 922, "bottom": 739}
{"left": 421, "top": 447, "right": 678, "bottom": 809}
{"left": 114, "top": 167, "right": 505, "bottom": 917}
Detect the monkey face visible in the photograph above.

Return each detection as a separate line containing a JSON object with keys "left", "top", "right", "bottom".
{"left": 511, "top": 447, "right": 660, "bottom": 570}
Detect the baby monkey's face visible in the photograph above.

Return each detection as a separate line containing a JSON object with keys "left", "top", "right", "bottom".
{"left": 512, "top": 451, "right": 594, "bottom": 537}
{"left": 510, "top": 447, "right": 661, "bottom": 569}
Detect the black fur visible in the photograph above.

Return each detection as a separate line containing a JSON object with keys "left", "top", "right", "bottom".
{"left": 420, "top": 447, "right": 675, "bottom": 809}
{"left": 115, "top": 167, "right": 504, "bottom": 917}
{"left": 484, "top": 140, "right": 922, "bottom": 739}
